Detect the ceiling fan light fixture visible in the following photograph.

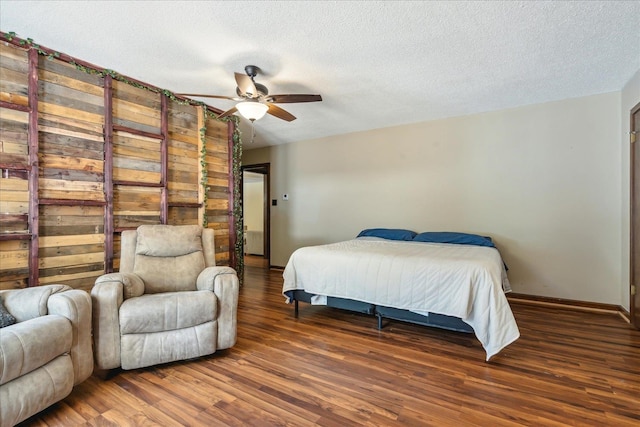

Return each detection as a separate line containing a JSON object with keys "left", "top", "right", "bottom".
{"left": 236, "top": 101, "right": 269, "bottom": 122}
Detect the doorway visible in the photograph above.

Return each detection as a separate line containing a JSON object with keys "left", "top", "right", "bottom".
{"left": 631, "top": 102, "right": 640, "bottom": 329}
{"left": 242, "top": 163, "right": 270, "bottom": 265}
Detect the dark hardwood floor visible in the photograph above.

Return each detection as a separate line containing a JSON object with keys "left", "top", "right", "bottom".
{"left": 21, "top": 256, "right": 640, "bottom": 426}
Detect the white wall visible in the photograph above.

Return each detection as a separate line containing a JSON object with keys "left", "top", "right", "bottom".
{"left": 244, "top": 91, "right": 624, "bottom": 305}
{"left": 620, "top": 69, "right": 640, "bottom": 310}
{"left": 243, "top": 179, "right": 264, "bottom": 232}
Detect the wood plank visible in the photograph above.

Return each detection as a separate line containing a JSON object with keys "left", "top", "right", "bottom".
{"left": 0, "top": 106, "right": 29, "bottom": 123}
{"left": 38, "top": 251, "right": 104, "bottom": 269}
{"left": 208, "top": 177, "right": 230, "bottom": 188}
{"left": 39, "top": 269, "right": 103, "bottom": 285}
{"left": 0, "top": 43, "right": 29, "bottom": 63}
{"left": 0, "top": 240, "right": 29, "bottom": 251}
{"left": 39, "top": 224, "right": 104, "bottom": 237}
{"left": 41, "top": 168, "right": 104, "bottom": 183}
{"left": 0, "top": 177, "right": 29, "bottom": 191}
{"left": 39, "top": 153, "right": 104, "bottom": 172}
{"left": 38, "top": 68, "right": 103, "bottom": 97}
{"left": 39, "top": 262, "right": 104, "bottom": 279}
{"left": 113, "top": 168, "right": 161, "bottom": 183}
{"left": 113, "top": 143, "right": 161, "bottom": 162}
{"left": 0, "top": 190, "right": 29, "bottom": 202}
{"left": 168, "top": 137, "right": 198, "bottom": 152}
{"left": 0, "top": 277, "right": 28, "bottom": 290}
{"left": 0, "top": 140, "right": 29, "bottom": 154}
{"left": 0, "top": 200, "right": 28, "bottom": 214}
{"left": 167, "top": 145, "right": 198, "bottom": 160}
{"left": 39, "top": 56, "right": 104, "bottom": 86}
{"left": 39, "top": 204, "right": 103, "bottom": 217}
{"left": 114, "top": 216, "right": 161, "bottom": 228}
{"left": 39, "top": 131, "right": 104, "bottom": 158}
{"left": 38, "top": 79, "right": 104, "bottom": 108}
{"left": 39, "top": 112, "right": 104, "bottom": 137}
{"left": 39, "top": 233, "right": 104, "bottom": 247}
{"left": 114, "top": 131, "right": 162, "bottom": 149}
{"left": 168, "top": 130, "right": 198, "bottom": 145}
{"left": 164, "top": 159, "right": 202, "bottom": 173}
{"left": 38, "top": 189, "right": 105, "bottom": 201}
{"left": 0, "top": 67, "right": 29, "bottom": 87}
{"left": 38, "top": 101, "right": 104, "bottom": 125}
{"left": 168, "top": 180, "right": 198, "bottom": 192}
{"left": 112, "top": 80, "right": 161, "bottom": 109}
{"left": 168, "top": 169, "right": 197, "bottom": 184}
{"left": 113, "top": 97, "right": 161, "bottom": 123}
{"left": 168, "top": 207, "right": 199, "bottom": 225}
{"left": 114, "top": 209, "right": 162, "bottom": 216}
{"left": 39, "top": 177, "right": 103, "bottom": 192}
{"left": 0, "top": 249, "right": 29, "bottom": 269}
{"left": 0, "top": 91, "right": 29, "bottom": 107}
{"left": 39, "top": 215, "right": 105, "bottom": 227}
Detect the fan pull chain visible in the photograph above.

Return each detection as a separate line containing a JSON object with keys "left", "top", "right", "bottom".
{"left": 250, "top": 122, "right": 256, "bottom": 144}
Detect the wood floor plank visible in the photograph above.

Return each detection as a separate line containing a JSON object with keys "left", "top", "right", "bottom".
{"left": 15, "top": 255, "right": 640, "bottom": 426}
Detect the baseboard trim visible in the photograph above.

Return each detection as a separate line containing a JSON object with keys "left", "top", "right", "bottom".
{"left": 618, "top": 307, "right": 631, "bottom": 324}
{"left": 507, "top": 293, "right": 624, "bottom": 316}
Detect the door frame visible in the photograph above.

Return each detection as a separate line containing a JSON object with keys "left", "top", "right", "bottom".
{"left": 241, "top": 163, "right": 270, "bottom": 262}
{"left": 630, "top": 102, "right": 640, "bottom": 329}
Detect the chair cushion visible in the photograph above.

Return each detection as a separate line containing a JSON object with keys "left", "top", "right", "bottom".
{"left": 119, "top": 290, "right": 217, "bottom": 335}
{"left": 120, "top": 321, "right": 217, "bottom": 370}
{"left": 134, "top": 252, "right": 205, "bottom": 294}
{"left": 0, "top": 355, "right": 74, "bottom": 427}
{"left": 134, "top": 225, "right": 206, "bottom": 293}
{"left": 0, "top": 315, "right": 72, "bottom": 385}
{"left": 135, "top": 225, "right": 203, "bottom": 258}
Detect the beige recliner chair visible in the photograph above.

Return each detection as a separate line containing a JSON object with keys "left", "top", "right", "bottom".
{"left": 0, "top": 285, "right": 93, "bottom": 427}
{"left": 91, "top": 224, "right": 239, "bottom": 371}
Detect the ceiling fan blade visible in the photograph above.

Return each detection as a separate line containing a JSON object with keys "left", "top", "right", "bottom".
{"left": 176, "top": 93, "right": 237, "bottom": 100}
{"left": 235, "top": 72, "right": 258, "bottom": 98}
{"left": 266, "top": 94, "right": 322, "bottom": 103}
{"left": 266, "top": 103, "right": 296, "bottom": 122}
{"left": 217, "top": 106, "right": 238, "bottom": 119}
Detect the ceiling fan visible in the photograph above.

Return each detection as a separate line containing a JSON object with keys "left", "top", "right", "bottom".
{"left": 178, "top": 65, "right": 322, "bottom": 122}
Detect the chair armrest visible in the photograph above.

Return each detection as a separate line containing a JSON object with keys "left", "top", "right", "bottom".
{"left": 91, "top": 273, "right": 143, "bottom": 370}
{"left": 196, "top": 266, "right": 239, "bottom": 349}
{"left": 95, "top": 273, "right": 144, "bottom": 299}
{"left": 48, "top": 289, "right": 93, "bottom": 385}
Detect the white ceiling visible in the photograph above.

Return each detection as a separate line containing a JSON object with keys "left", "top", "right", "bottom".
{"left": 2, "top": 1, "right": 639, "bottom": 150}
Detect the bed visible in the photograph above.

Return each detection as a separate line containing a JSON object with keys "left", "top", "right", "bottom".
{"left": 282, "top": 229, "right": 520, "bottom": 361}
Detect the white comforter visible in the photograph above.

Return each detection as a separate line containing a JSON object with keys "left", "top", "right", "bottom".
{"left": 282, "top": 237, "right": 520, "bottom": 360}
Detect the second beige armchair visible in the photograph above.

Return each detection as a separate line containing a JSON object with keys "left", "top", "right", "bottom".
{"left": 0, "top": 284, "right": 93, "bottom": 427}
{"left": 91, "top": 224, "right": 239, "bottom": 371}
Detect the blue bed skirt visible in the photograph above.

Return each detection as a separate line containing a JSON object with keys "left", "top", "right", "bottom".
{"left": 285, "top": 289, "right": 473, "bottom": 333}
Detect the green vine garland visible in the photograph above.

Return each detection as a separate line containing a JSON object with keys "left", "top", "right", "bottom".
{"left": 2, "top": 31, "right": 244, "bottom": 278}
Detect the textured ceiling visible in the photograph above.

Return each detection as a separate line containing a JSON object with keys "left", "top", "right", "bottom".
{"left": 2, "top": 1, "right": 639, "bottom": 149}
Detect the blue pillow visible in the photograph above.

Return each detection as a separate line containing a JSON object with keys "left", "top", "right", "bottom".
{"left": 413, "top": 231, "right": 495, "bottom": 248}
{"left": 357, "top": 228, "right": 417, "bottom": 241}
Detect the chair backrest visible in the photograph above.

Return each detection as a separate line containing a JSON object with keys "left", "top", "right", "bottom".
{"left": 119, "top": 225, "right": 216, "bottom": 294}
{"left": 0, "top": 284, "right": 70, "bottom": 322}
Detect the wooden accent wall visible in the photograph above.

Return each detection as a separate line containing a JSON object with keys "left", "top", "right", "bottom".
{"left": 1, "top": 43, "right": 30, "bottom": 289}
{"left": 204, "top": 116, "right": 232, "bottom": 265}
{"left": 0, "top": 37, "right": 236, "bottom": 291}
{"left": 37, "top": 57, "right": 106, "bottom": 289}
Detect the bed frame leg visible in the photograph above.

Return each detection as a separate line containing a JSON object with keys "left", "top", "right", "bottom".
{"left": 377, "top": 314, "right": 383, "bottom": 330}
{"left": 294, "top": 300, "right": 299, "bottom": 318}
